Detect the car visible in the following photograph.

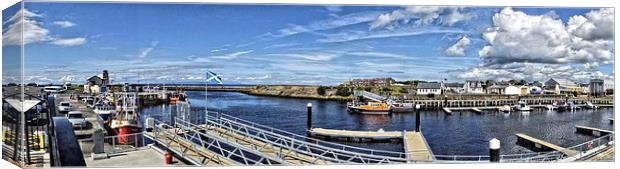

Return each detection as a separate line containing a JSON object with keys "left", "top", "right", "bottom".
{"left": 67, "top": 111, "right": 88, "bottom": 129}
{"left": 58, "top": 101, "right": 71, "bottom": 114}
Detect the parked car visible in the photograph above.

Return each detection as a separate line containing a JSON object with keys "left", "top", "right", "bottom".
{"left": 67, "top": 111, "right": 88, "bottom": 129}
{"left": 58, "top": 101, "right": 71, "bottom": 113}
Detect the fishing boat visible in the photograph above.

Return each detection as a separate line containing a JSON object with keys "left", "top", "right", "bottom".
{"left": 390, "top": 103, "right": 413, "bottom": 113}
{"left": 169, "top": 92, "right": 187, "bottom": 104}
{"left": 514, "top": 101, "right": 531, "bottom": 111}
{"left": 93, "top": 103, "right": 116, "bottom": 121}
{"left": 110, "top": 93, "right": 142, "bottom": 144}
{"left": 498, "top": 105, "right": 512, "bottom": 113}
{"left": 347, "top": 101, "right": 391, "bottom": 115}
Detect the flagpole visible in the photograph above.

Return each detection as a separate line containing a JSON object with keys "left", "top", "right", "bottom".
{"left": 205, "top": 71, "right": 209, "bottom": 125}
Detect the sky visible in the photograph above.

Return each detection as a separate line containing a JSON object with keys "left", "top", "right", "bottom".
{"left": 1, "top": 2, "right": 615, "bottom": 85}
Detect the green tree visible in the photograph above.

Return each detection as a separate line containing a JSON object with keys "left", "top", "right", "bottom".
{"left": 336, "top": 86, "right": 352, "bottom": 96}
{"left": 317, "top": 86, "right": 327, "bottom": 95}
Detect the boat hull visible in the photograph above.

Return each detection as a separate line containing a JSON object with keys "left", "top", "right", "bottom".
{"left": 347, "top": 106, "right": 390, "bottom": 115}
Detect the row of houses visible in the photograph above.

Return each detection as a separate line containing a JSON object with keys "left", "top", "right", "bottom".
{"left": 416, "top": 78, "right": 612, "bottom": 96}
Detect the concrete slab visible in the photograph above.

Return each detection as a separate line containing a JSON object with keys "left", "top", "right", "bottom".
{"left": 85, "top": 147, "right": 188, "bottom": 167}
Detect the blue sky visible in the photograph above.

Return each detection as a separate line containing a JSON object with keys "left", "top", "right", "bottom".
{"left": 2, "top": 3, "right": 614, "bottom": 85}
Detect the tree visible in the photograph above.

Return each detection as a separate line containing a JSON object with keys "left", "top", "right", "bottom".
{"left": 316, "top": 86, "right": 327, "bottom": 95}
{"left": 336, "top": 86, "right": 352, "bottom": 96}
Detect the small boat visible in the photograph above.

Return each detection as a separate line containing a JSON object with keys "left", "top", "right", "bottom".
{"left": 514, "top": 101, "right": 531, "bottom": 111}
{"left": 555, "top": 101, "right": 569, "bottom": 112}
{"left": 498, "top": 105, "right": 511, "bottom": 113}
{"left": 545, "top": 105, "right": 556, "bottom": 110}
{"left": 93, "top": 103, "right": 116, "bottom": 121}
{"left": 585, "top": 101, "right": 597, "bottom": 109}
{"left": 169, "top": 92, "right": 187, "bottom": 104}
{"left": 347, "top": 101, "right": 391, "bottom": 115}
{"left": 390, "top": 103, "right": 414, "bottom": 113}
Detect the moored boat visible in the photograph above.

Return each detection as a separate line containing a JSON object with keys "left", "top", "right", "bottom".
{"left": 514, "top": 101, "right": 531, "bottom": 111}
{"left": 347, "top": 101, "right": 391, "bottom": 115}
{"left": 498, "top": 105, "right": 511, "bottom": 113}
{"left": 110, "top": 93, "right": 142, "bottom": 144}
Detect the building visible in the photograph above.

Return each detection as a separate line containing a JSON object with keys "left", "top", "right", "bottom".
{"left": 346, "top": 77, "right": 396, "bottom": 87}
{"left": 83, "top": 70, "right": 110, "bottom": 94}
{"left": 417, "top": 82, "right": 442, "bottom": 95}
{"left": 544, "top": 78, "right": 579, "bottom": 94}
{"left": 487, "top": 84, "right": 508, "bottom": 94}
{"left": 589, "top": 79, "right": 604, "bottom": 97}
{"left": 443, "top": 82, "right": 464, "bottom": 94}
{"left": 463, "top": 81, "right": 485, "bottom": 94}
{"left": 505, "top": 85, "right": 520, "bottom": 95}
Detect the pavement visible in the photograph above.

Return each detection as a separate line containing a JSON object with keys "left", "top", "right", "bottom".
{"left": 84, "top": 147, "right": 188, "bottom": 167}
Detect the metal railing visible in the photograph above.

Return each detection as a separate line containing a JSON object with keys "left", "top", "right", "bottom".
{"left": 149, "top": 119, "right": 270, "bottom": 165}
{"left": 78, "top": 132, "right": 146, "bottom": 157}
{"left": 433, "top": 134, "right": 614, "bottom": 163}
{"left": 210, "top": 112, "right": 413, "bottom": 159}
{"left": 199, "top": 117, "right": 406, "bottom": 164}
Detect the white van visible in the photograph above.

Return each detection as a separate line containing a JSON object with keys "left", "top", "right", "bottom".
{"left": 43, "top": 86, "right": 66, "bottom": 93}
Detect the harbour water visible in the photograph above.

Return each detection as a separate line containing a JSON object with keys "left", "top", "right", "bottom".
{"left": 140, "top": 91, "right": 614, "bottom": 156}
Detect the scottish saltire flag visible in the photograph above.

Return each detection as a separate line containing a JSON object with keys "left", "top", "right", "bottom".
{"left": 206, "top": 71, "right": 223, "bottom": 84}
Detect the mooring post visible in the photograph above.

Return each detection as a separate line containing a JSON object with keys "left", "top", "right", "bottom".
{"left": 489, "top": 138, "right": 500, "bottom": 162}
{"left": 307, "top": 103, "right": 313, "bottom": 133}
{"left": 415, "top": 104, "right": 421, "bottom": 132}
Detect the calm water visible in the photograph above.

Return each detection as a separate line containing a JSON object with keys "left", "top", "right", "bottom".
{"left": 140, "top": 91, "right": 614, "bottom": 156}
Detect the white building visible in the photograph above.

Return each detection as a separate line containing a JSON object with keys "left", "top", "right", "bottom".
{"left": 505, "top": 85, "right": 520, "bottom": 95}
{"left": 417, "top": 82, "right": 442, "bottom": 95}
{"left": 463, "top": 81, "right": 485, "bottom": 94}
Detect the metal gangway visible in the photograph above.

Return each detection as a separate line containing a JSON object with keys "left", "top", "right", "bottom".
{"left": 353, "top": 90, "right": 395, "bottom": 105}
{"left": 144, "top": 112, "right": 615, "bottom": 165}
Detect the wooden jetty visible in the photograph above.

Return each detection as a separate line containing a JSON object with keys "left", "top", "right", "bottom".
{"left": 308, "top": 128, "right": 434, "bottom": 162}
{"left": 575, "top": 125, "right": 613, "bottom": 137}
{"left": 403, "top": 132, "right": 434, "bottom": 161}
{"left": 515, "top": 133, "right": 578, "bottom": 156}
{"left": 309, "top": 128, "right": 402, "bottom": 142}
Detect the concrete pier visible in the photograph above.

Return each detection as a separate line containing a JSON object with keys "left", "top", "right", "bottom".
{"left": 515, "top": 133, "right": 578, "bottom": 156}
{"left": 575, "top": 125, "right": 613, "bottom": 137}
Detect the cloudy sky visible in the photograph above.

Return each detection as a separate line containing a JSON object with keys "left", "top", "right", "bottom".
{"left": 2, "top": 3, "right": 614, "bottom": 85}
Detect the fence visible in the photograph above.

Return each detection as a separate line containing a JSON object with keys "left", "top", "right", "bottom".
{"left": 78, "top": 132, "right": 147, "bottom": 157}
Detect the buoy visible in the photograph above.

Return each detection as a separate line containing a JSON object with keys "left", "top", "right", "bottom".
{"left": 164, "top": 152, "right": 173, "bottom": 164}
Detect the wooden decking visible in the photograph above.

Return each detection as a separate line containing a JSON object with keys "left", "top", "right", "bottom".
{"left": 575, "top": 125, "right": 613, "bottom": 137}
{"left": 403, "top": 132, "right": 433, "bottom": 161}
{"left": 583, "top": 145, "right": 614, "bottom": 161}
{"left": 515, "top": 133, "right": 578, "bottom": 156}
{"left": 309, "top": 128, "right": 402, "bottom": 139}
{"left": 309, "top": 128, "right": 434, "bottom": 162}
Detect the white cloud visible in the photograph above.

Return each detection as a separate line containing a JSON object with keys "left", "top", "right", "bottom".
{"left": 266, "top": 52, "right": 341, "bottom": 62}
{"left": 567, "top": 8, "right": 613, "bottom": 41}
{"left": 2, "top": 9, "right": 51, "bottom": 46}
{"left": 445, "top": 35, "right": 471, "bottom": 56}
{"left": 324, "top": 5, "right": 342, "bottom": 12}
{"left": 2, "top": 9, "right": 86, "bottom": 47}
{"left": 50, "top": 37, "right": 87, "bottom": 46}
{"left": 369, "top": 6, "right": 474, "bottom": 30}
{"left": 263, "top": 11, "right": 381, "bottom": 39}
{"left": 137, "top": 41, "right": 159, "bottom": 58}
{"left": 460, "top": 8, "right": 614, "bottom": 82}
{"left": 347, "top": 51, "right": 408, "bottom": 59}
{"left": 211, "top": 50, "right": 253, "bottom": 60}
{"left": 317, "top": 27, "right": 468, "bottom": 43}
{"left": 53, "top": 20, "right": 76, "bottom": 28}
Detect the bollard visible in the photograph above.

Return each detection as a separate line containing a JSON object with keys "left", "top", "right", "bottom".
{"left": 489, "top": 138, "right": 500, "bottom": 162}
{"left": 415, "top": 104, "right": 421, "bottom": 132}
{"left": 307, "top": 103, "right": 313, "bottom": 132}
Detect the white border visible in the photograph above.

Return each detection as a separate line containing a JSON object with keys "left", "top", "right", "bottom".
{"left": 1, "top": 1, "right": 618, "bottom": 169}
